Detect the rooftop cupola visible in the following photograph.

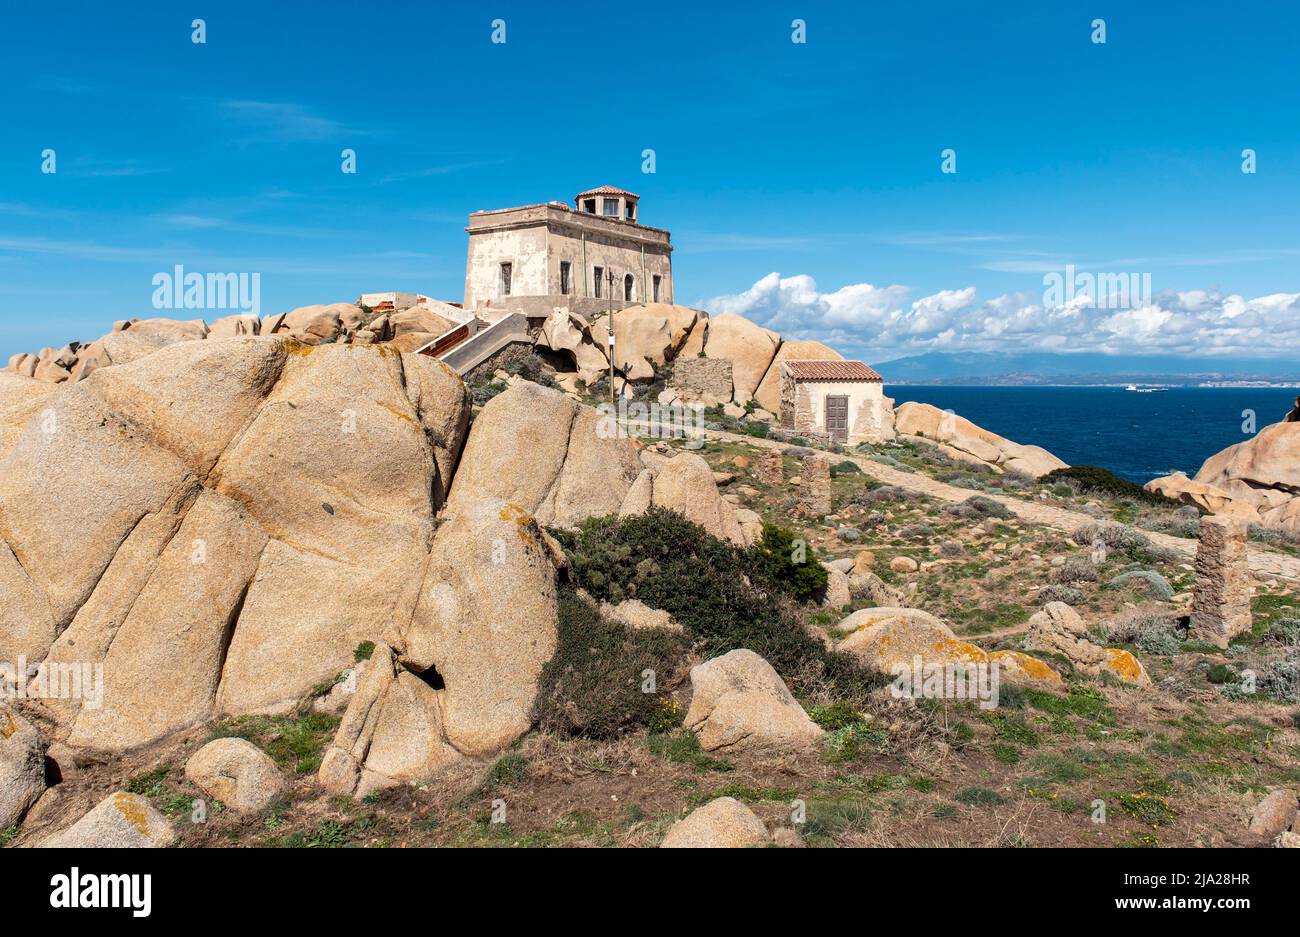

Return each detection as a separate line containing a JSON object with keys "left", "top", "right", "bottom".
{"left": 574, "top": 185, "right": 639, "bottom": 223}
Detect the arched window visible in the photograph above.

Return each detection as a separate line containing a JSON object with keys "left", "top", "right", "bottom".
{"left": 624, "top": 274, "right": 634, "bottom": 301}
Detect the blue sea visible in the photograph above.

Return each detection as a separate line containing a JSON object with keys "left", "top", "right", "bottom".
{"left": 886, "top": 386, "right": 1300, "bottom": 483}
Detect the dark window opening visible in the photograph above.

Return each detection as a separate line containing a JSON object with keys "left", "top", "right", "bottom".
{"left": 559, "top": 261, "right": 571, "bottom": 295}
{"left": 583, "top": 198, "right": 597, "bottom": 213}
{"left": 593, "top": 266, "right": 603, "bottom": 298}
{"left": 652, "top": 275, "right": 662, "bottom": 303}
{"left": 625, "top": 201, "right": 636, "bottom": 221}
{"left": 499, "top": 262, "right": 512, "bottom": 297}
{"left": 624, "top": 274, "right": 634, "bottom": 301}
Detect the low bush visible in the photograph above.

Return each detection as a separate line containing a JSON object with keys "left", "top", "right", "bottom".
{"left": 1039, "top": 584, "right": 1084, "bottom": 604}
{"left": 1108, "top": 569, "right": 1175, "bottom": 601}
{"left": 556, "top": 508, "right": 885, "bottom": 705}
{"left": 746, "top": 523, "right": 828, "bottom": 601}
{"left": 533, "top": 585, "right": 690, "bottom": 739}
{"left": 1043, "top": 465, "right": 1174, "bottom": 506}
{"left": 1071, "top": 522, "right": 1178, "bottom": 564}
{"left": 1056, "top": 556, "right": 1100, "bottom": 584}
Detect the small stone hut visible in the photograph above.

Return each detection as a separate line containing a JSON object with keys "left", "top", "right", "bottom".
{"left": 778, "top": 359, "right": 892, "bottom": 444}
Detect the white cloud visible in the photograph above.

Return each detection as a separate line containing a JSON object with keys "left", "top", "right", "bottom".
{"left": 701, "top": 272, "right": 1300, "bottom": 360}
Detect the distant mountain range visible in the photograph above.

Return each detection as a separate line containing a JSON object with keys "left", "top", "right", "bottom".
{"left": 874, "top": 351, "right": 1300, "bottom": 386}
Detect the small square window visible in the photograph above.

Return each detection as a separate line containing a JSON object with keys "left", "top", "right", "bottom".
{"left": 583, "top": 199, "right": 597, "bottom": 213}
{"left": 603, "top": 199, "right": 619, "bottom": 217}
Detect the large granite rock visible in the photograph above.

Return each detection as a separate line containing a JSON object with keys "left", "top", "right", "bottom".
{"left": 753, "top": 339, "right": 843, "bottom": 413}
{"left": 684, "top": 650, "right": 823, "bottom": 753}
{"left": 445, "top": 382, "right": 642, "bottom": 528}
{"left": 39, "top": 792, "right": 176, "bottom": 848}
{"left": 895, "top": 401, "right": 1067, "bottom": 478}
{"left": 398, "top": 499, "right": 563, "bottom": 757}
{"left": 703, "top": 312, "right": 780, "bottom": 404}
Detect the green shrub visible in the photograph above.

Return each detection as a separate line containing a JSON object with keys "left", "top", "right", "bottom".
{"left": 962, "top": 495, "right": 1012, "bottom": 519}
{"left": 353, "top": 640, "right": 375, "bottom": 662}
{"left": 746, "top": 523, "right": 829, "bottom": 601}
{"left": 533, "top": 585, "right": 689, "bottom": 739}
{"left": 1043, "top": 465, "right": 1174, "bottom": 506}
{"left": 1263, "top": 617, "right": 1300, "bottom": 647}
{"left": 1108, "top": 570, "right": 1175, "bottom": 601}
{"left": 557, "top": 508, "right": 884, "bottom": 704}
{"left": 1136, "top": 622, "right": 1182, "bottom": 656}
{"left": 1039, "top": 584, "right": 1084, "bottom": 604}
{"left": 830, "top": 460, "right": 861, "bottom": 476}
{"left": 1071, "top": 523, "right": 1178, "bottom": 564}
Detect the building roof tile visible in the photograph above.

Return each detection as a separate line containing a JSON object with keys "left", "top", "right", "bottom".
{"left": 575, "top": 185, "right": 640, "bottom": 199}
{"left": 783, "top": 359, "right": 883, "bottom": 382}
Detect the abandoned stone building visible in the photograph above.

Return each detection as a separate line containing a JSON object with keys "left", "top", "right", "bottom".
{"left": 779, "top": 360, "right": 892, "bottom": 444}
{"left": 462, "top": 185, "right": 673, "bottom": 321}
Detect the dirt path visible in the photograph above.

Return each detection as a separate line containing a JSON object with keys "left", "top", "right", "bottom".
{"left": 699, "top": 426, "right": 1300, "bottom": 585}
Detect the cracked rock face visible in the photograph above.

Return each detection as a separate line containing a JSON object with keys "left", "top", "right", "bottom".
{"left": 0, "top": 337, "right": 472, "bottom": 751}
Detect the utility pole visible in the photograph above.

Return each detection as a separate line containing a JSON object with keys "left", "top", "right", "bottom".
{"left": 606, "top": 268, "right": 618, "bottom": 418}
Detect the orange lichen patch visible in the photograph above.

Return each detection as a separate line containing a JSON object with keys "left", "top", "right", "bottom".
{"left": 989, "top": 650, "right": 1063, "bottom": 684}
{"left": 0, "top": 712, "right": 16, "bottom": 739}
{"left": 283, "top": 338, "right": 315, "bottom": 357}
{"left": 499, "top": 502, "right": 539, "bottom": 549}
{"left": 931, "top": 639, "right": 989, "bottom": 665}
{"left": 1103, "top": 648, "right": 1150, "bottom": 685}
{"left": 112, "top": 793, "right": 152, "bottom": 838}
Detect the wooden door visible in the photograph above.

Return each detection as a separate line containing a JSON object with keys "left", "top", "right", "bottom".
{"left": 825, "top": 394, "right": 849, "bottom": 441}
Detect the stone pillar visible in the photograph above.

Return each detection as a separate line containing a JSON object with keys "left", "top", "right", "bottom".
{"left": 798, "top": 454, "right": 832, "bottom": 517}
{"left": 754, "top": 449, "right": 784, "bottom": 487}
{"left": 1189, "top": 516, "right": 1253, "bottom": 648}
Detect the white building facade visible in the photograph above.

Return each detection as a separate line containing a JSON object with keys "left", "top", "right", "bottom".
{"left": 463, "top": 186, "right": 673, "bottom": 321}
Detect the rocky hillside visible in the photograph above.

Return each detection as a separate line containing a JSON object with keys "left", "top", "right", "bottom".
{"left": 3, "top": 315, "right": 1296, "bottom": 850}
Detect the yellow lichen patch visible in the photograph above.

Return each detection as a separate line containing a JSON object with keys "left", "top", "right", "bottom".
{"left": 1103, "top": 648, "right": 1150, "bottom": 684}
{"left": 931, "top": 639, "right": 989, "bottom": 665}
{"left": 989, "top": 650, "right": 1063, "bottom": 684}
{"left": 499, "top": 502, "right": 539, "bottom": 549}
{"left": 379, "top": 403, "right": 417, "bottom": 426}
{"left": 112, "top": 793, "right": 152, "bottom": 838}
{"left": 283, "top": 338, "right": 315, "bottom": 357}
{"left": 0, "top": 712, "right": 16, "bottom": 739}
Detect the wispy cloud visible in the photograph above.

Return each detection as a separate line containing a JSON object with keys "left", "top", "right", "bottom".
{"left": 885, "top": 232, "right": 1024, "bottom": 248}
{"left": 217, "top": 99, "right": 367, "bottom": 141}
{"left": 0, "top": 236, "right": 171, "bottom": 262}
{"left": 63, "top": 157, "right": 169, "bottom": 178}
{"left": 378, "top": 159, "right": 507, "bottom": 185}
{"left": 676, "top": 232, "right": 821, "bottom": 253}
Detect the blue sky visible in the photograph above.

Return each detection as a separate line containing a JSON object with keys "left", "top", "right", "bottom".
{"left": 2, "top": 0, "right": 1298, "bottom": 363}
